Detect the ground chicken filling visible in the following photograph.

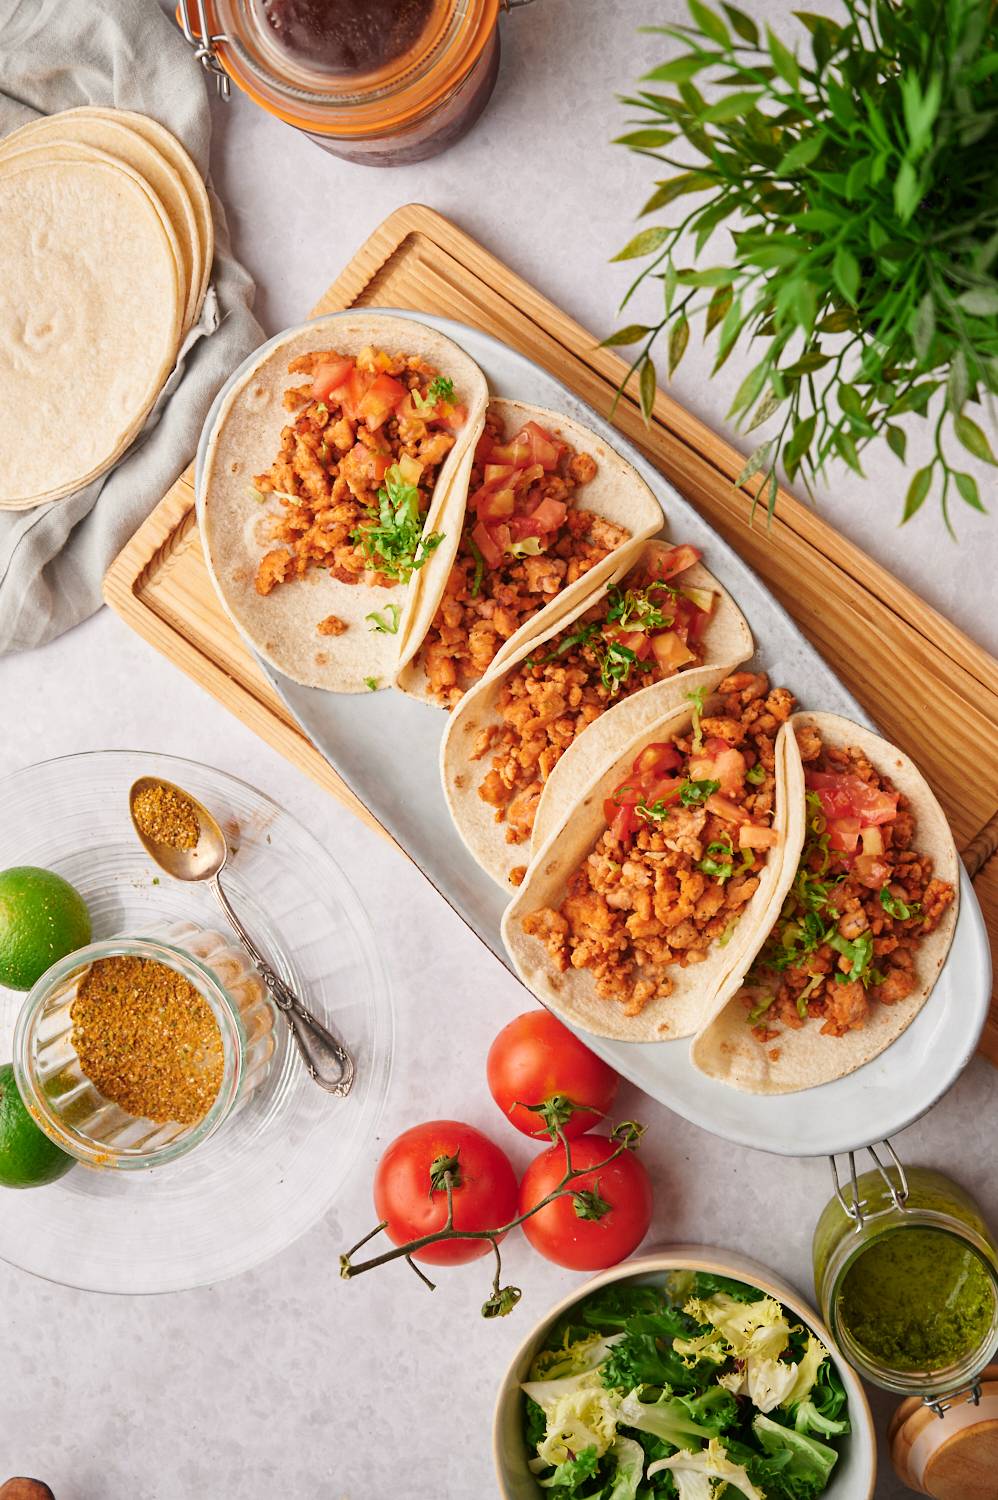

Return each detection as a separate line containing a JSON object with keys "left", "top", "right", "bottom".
{"left": 252, "top": 346, "right": 466, "bottom": 618}
{"left": 740, "top": 725, "right": 955, "bottom": 1041}
{"left": 522, "top": 673, "right": 789, "bottom": 1017}
{"left": 415, "top": 407, "right": 631, "bottom": 705}
{"left": 472, "top": 545, "right": 716, "bottom": 847}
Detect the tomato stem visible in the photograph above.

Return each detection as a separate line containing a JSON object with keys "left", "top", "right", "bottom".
{"left": 339, "top": 1121, "right": 644, "bottom": 1316}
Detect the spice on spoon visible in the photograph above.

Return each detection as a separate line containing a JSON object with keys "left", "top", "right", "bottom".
{"left": 71, "top": 955, "right": 224, "bottom": 1125}
{"left": 131, "top": 783, "right": 201, "bottom": 851}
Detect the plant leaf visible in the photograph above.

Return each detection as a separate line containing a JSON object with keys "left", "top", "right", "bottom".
{"left": 886, "top": 425, "right": 907, "bottom": 463}
{"left": 957, "top": 287, "right": 998, "bottom": 316}
{"left": 706, "top": 282, "right": 734, "bottom": 335}
{"left": 668, "top": 314, "right": 690, "bottom": 376}
{"left": 893, "top": 158, "right": 921, "bottom": 222}
{"left": 954, "top": 414, "right": 997, "bottom": 465}
{"left": 643, "top": 55, "right": 716, "bottom": 84}
{"left": 600, "top": 324, "right": 653, "bottom": 348}
{"left": 912, "top": 292, "right": 936, "bottom": 360}
{"left": 947, "top": 349, "right": 969, "bottom": 414}
{"left": 781, "top": 132, "right": 825, "bottom": 171}
{"left": 664, "top": 259, "right": 678, "bottom": 314}
{"left": 639, "top": 357, "right": 658, "bottom": 423}
{"left": 834, "top": 429, "right": 864, "bottom": 475}
{"left": 901, "top": 466, "right": 933, "bottom": 523}
{"left": 766, "top": 25, "right": 799, "bottom": 89}
{"left": 734, "top": 439, "right": 774, "bottom": 486}
{"left": 721, "top": 2, "right": 759, "bottom": 45}
{"left": 688, "top": 0, "right": 731, "bottom": 48}
{"left": 954, "top": 472, "right": 986, "bottom": 512}
{"left": 611, "top": 227, "right": 671, "bottom": 262}
{"left": 702, "top": 91, "right": 763, "bottom": 122}
{"left": 833, "top": 247, "right": 860, "bottom": 304}
{"left": 613, "top": 128, "right": 679, "bottom": 149}
{"left": 729, "top": 358, "right": 769, "bottom": 418}
{"left": 640, "top": 171, "right": 716, "bottom": 214}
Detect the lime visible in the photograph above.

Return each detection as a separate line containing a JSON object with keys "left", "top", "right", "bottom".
{"left": 0, "top": 1063, "right": 74, "bottom": 1188}
{"left": 0, "top": 866, "right": 91, "bottom": 991}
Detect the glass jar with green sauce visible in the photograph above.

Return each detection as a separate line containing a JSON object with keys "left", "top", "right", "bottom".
{"left": 814, "top": 1164, "right": 998, "bottom": 1398}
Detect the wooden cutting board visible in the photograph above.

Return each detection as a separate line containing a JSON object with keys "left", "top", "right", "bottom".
{"left": 103, "top": 203, "right": 998, "bottom": 1065}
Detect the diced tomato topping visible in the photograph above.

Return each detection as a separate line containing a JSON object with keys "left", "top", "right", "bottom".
{"left": 673, "top": 593, "right": 712, "bottom": 644}
{"left": 484, "top": 464, "right": 517, "bottom": 486}
{"left": 649, "top": 631, "right": 696, "bottom": 673}
{"left": 490, "top": 421, "right": 564, "bottom": 472}
{"left": 689, "top": 741, "right": 747, "bottom": 797}
{"left": 610, "top": 804, "right": 637, "bottom": 843}
{"left": 805, "top": 771, "right": 898, "bottom": 827}
{"left": 611, "top": 629, "right": 654, "bottom": 661}
{"left": 646, "top": 775, "right": 684, "bottom": 806}
{"left": 608, "top": 779, "right": 642, "bottom": 808}
{"left": 632, "top": 743, "right": 682, "bottom": 777}
{"left": 431, "top": 402, "right": 467, "bottom": 430}
{"left": 472, "top": 520, "right": 504, "bottom": 569}
{"left": 651, "top": 544, "right": 702, "bottom": 582}
{"left": 706, "top": 792, "right": 750, "bottom": 824}
{"left": 311, "top": 358, "right": 355, "bottom": 403}
{"left": 827, "top": 816, "right": 862, "bottom": 853}
{"left": 357, "top": 372, "right": 407, "bottom": 431}
{"left": 860, "top": 825, "right": 884, "bottom": 856}
{"left": 739, "top": 824, "right": 779, "bottom": 849}
{"left": 854, "top": 851, "right": 891, "bottom": 889}
{"left": 478, "top": 488, "right": 516, "bottom": 523}
{"left": 521, "top": 497, "right": 568, "bottom": 534}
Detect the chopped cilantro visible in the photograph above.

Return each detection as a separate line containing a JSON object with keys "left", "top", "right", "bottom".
{"left": 685, "top": 685, "right": 707, "bottom": 753}
{"left": 880, "top": 886, "right": 921, "bottom": 921}
{"left": 635, "top": 796, "right": 673, "bottom": 825}
{"left": 679, "top": 777, "right": 720, "bottom": 807}
{"left": 412, "top": 375, "right": 455, "bottom": 411}
{"left": 352, "top": 464, "right": 444, "bottom": 583}
{"left": 593, "top": 638, "right": 654, "bottom": 696}
{"left": 364, "top": 676, "right": 380, "bottom": 692}
{"left": 365, "top": 603, "right": 402, "bottom": 635}
{"left": 534, "top": 621, "right": 601, "bottom": 667}
{"left": 746, "top": 763, "right": 766, "bottom": 785}
{"left": 606, "top": 581, "right": 673, "bottom": 632}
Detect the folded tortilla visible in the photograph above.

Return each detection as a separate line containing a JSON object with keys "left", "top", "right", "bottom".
{"left": 500, "top": 694, "right": 795, "bottom": 1043}
{"left": 689, "top": 712, "right": 961, "bottom": 1093}
{"left": 199, "top": 314, "right": 489, "bottom": 693}
{"left": 442, "top": 543, "right": 754, "bottom": 889}
{"left": 395, "top": 400, "right": 664, "bottom": 704}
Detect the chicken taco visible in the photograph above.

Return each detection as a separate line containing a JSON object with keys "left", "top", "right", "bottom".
{"left": 441, "top": 540, "right": 753, "bottom": 889}
{"left": 395, "top": 400, "right": 663, "bottom": 706}
{"left": 501, "top": 673, "right": 798, "bottom": 1042}
{"left": 689, "top": 712, "right": 959, "bottom": 1093}
{"left": 199, "top": 313, "right": 489, "bottom": 692}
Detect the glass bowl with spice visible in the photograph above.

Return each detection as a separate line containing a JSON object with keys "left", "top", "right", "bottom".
{"left": 13, "top": 921, "right": 276, "bottom": 1171}
{"left": 813, "top": 1158, "right": 998, "bottom": 1400}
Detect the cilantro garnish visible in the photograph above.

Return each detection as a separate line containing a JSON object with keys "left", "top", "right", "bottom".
{"left": 352, "top": 464, "right": 444, "bottom": 583}
{"left": 606, "top": 581, "right": 673, "bottom": 632}
{"left": 679, "top": 777, "right": 720, "bottom": 807}
{"left": 365, "top": 603, "right": 402, "bottom": 635}
{"left": 412, "top": 375, "right": 455, "bottom": 412}
{"left": 636, "top": 796, "right": 673, "bottom": 825}
{"left": 746, "top": 763, "right": 766, "bottom": 785}
{"left": 880, "top": 886, "right": 921, "bottom": 921}
{"left": 364, "top": 676, "right": 380, "bottom": 692}
{"left": 685, "top": 685, "right": 707, "bottom": 753}
{"left": 593, "top": 638, "right": 654, "bottom": 696}
{"left": 533, "top": 621, "right": 602, "bottom": 668}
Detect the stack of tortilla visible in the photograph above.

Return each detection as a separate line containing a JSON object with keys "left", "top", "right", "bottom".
{"left": 0, "top": 107, "right": 213, "bottom": 509}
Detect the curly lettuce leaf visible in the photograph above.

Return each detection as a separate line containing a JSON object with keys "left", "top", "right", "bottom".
{"left": 605, "top": 1436, "right": 645, "bottom": 1500}
{"left": 647, "top": 1437, "right": 766, "bottom": 1500}
{"left": 684, "top": 1293, "right": 791, "bottom": 1363}
{"left": 753, "top": 1413, "right": 839, "bottom": 1497}
{"left": 601, "top": 1308, "right": 712, "bottom": 1393}
{"left": 617, "top": 1389, "right": 713, "bottom": 1451}
{"left": 522, "top": 1371, "right": 622, "bottom": 1467}
{"left": 536, "top": 1444, "right": 600, "bottom": 1495}
{"left": 530, "top": 1333, "right": 626, "bottom": 1383}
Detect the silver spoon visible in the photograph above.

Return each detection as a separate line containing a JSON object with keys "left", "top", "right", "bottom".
{"left": 128, "top": 776, "right": 355, "bottom": 1097}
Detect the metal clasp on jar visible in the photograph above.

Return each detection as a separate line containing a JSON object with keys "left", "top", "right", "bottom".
{"left": 177, "top": 0, "right": 231, "bottom": 98}
{"left": 828, "top": 1138, "right": 910, "bottom": 1232}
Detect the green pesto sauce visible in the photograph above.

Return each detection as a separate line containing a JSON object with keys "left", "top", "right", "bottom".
{"left": 838, "top": 1227, "right": 996, "bottom": 1372}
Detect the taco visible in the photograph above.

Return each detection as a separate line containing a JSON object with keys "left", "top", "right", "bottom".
{"left": 441, "top": 540, "right": 754, "bottom": 889}
{"left": 689, "top": 711, "right": 960, "bottom": 1093}
{"left": 199, "top": 313, "right": 489, "bottom": 692}
{"left": 395, "top": 399, "right": 663, "bottom": 706}
{"left": 501, "top": 672, "right": 798, "bottom": 1042}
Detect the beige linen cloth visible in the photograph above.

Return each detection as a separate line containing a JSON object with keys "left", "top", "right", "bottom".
{"left": 0, "top": 0, "right": 263, "bottom": 653}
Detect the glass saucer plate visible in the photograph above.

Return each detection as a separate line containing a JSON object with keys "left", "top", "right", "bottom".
{"left": 0, "top": 751, "right": 393, "bottom": 1294}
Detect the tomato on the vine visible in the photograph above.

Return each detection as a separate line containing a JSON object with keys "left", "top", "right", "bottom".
{"left": 518, "top": 1134, "right": 653, "bottom": 1270}
{"left": 487, "top": 1011, "right": 620, "bottom": 1140}
{"left": 373, "top": 1120, "right": 518, "bottom": 1266}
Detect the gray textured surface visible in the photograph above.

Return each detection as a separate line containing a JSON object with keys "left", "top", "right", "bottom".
{"left": 0, "top": 1, "right": 996, "bottom": 1495}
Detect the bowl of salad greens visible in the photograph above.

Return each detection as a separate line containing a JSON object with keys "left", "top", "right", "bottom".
{"left": 494, "top": 1246, "right": 875, "bottom": 1500}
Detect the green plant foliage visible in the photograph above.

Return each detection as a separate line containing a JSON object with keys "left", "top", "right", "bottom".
{"left": 608, "top": 0, "right": 998, "bottom": 530}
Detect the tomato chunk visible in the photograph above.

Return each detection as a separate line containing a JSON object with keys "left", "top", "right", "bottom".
{"left": 472, "top": 520, "right": 504, "bottom": 569}
{"left": 650, "top": 631, "right": 696, "bottom": 673}
{"left": 357, "top": 372, "right": 407, "bottom": 430}
{"left": 827, "top": 816, "right": 861, "bottom": 853}
{"left": 805, "top": 770, "right": 898, "bottom": 826}
{"left": 651, "top": 543, "right": 702, "bottom": 581}
{"left": 311, "top": 357, "right": 355, "bottom": 403}
{"left": 632, "top": 743, "right": 682, "bottom": 777}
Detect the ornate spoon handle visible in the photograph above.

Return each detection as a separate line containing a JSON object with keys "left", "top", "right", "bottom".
{"left": 211, "top": 876, "right": 355, "bottom": 1096}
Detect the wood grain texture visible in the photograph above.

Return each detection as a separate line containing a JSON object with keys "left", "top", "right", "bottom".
{"left": 103, "top": 203, "right": 998, "bottom": 1053}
